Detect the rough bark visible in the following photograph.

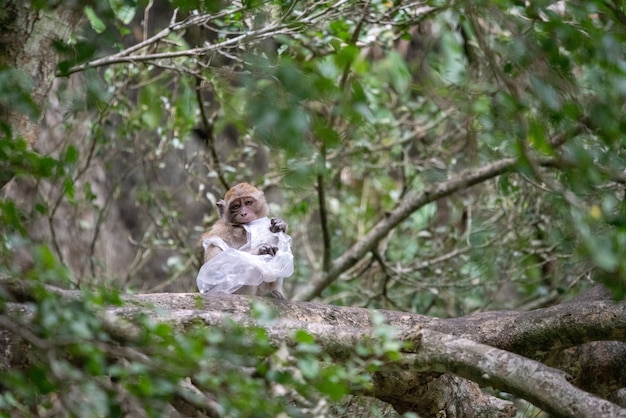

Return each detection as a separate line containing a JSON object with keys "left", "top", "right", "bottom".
{"left": 2, "top": 283, "right": 626, "bottom": 416}
{"left": 399, "top": 328, "right": 626, "bottom": 418}
{"left": 0, "top": 1, "right": 82, "bottom": 144}
{"left": 0, "top": 3, "right": 137, "bottom": 280}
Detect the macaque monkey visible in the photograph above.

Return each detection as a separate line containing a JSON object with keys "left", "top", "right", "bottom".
{"left": 199, "top": 182, "right": 288, "bottom": 298}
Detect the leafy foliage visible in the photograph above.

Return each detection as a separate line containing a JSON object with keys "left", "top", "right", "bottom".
{"left": 2, "top": 0, "right": 626, "bottom": 415}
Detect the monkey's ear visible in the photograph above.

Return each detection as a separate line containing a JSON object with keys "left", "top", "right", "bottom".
{"left": 216, "top": 200, "right": 226, "bottom": 217}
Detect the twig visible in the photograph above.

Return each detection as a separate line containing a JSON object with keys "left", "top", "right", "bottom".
{"left": 316, "top": 168, "right": 331, "bottom": 272}
{"left": 61, "top": 8, "right": 287, "bottom": 75}
{"left": 194, "top": 77, "right": 229, "bottom": 191}
{"left": 143, "top": 0, "right": 153, "bottom": 42}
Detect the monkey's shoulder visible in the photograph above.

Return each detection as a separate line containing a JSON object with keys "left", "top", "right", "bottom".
{"left": 202, "top": 221, "right": 247, "bottom": 247}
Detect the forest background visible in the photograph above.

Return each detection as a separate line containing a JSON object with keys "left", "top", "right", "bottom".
{"left": 2, "top": 0, "right": 626, "bottom": 416}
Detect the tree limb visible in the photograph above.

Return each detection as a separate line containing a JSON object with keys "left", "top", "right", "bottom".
{"left": 3, "top": 285, "right": 625, "bottom": 415}
{"left": 400, "top": 328, "right": 626, "bottom": 418}
{"left": 294, "top": 157, "right": 518, "bottom": 300}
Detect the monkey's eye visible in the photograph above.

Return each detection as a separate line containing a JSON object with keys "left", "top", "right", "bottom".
{"left": 231, "top": 203, "right": 241, "bottom": 210}
{"left": 244, "top": 199, "right": 254, "bottom": 206}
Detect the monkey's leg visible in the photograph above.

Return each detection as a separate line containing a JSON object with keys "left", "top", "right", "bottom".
{"left": 257, "top": 282, "right": 285, "bottom": 299}
{"left": 233, "top": 285, "right": 257, "bottom": 296}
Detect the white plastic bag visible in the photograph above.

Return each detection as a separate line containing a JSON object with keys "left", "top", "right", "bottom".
{"left": 196, "top": 217, "right": 294, "bottom": 294}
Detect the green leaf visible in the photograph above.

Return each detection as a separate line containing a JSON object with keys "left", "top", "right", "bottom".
{"left": 0, "top": 69, "right": 40, "bottom": 119}
{"left": 329, "top": 19, "right": 351, "bottom": 42}
{"left": 84, "top": 6, "right": 106, "bottom": 34}
{"left": 297, "top": 358, "right": 319, "bottom": 379}
{"left": 171, "top": 0, "right": 203, "bottom": 11}
{"left": 63, "top": 177, "right": 75, "bottom": 200}
{"left": 314, "top": 368, "right": 349, "bottom": 401}
{"left": 33, "top": 245, "right": 57, "bottom": 270}
{"left": 530, "top": 75, "right": 560, "bottom": 111}
{"left": 109, "top": 0, "right": 136, "bottom": 24}
{"left": 26, "top": 366, "right": 55, "bottom": 394}
{"left": 243, "top": 0, "right": 263, "bottom": 8}
{"left": 138, "top": 85, "right": 163, "bottom": 129}
{"left": 64, "top": 145, "right": 79, "bottom": 164}
{"left": 284, "top": 161, "right": 315, "bottom": 188}
{"left": 528, "top": 119, "right": 555, "bottom": 156}
{"left": 0, "top": 200, "right": 26, "bottom": 235}
{"left": 153, "top": 323, "right": 173, "bottom": 339}
{"left": 313, "top": 123, "right": 340, "bottom": 149}
{"left": 294, "top": 330, "right": 315, "bottom": 344}
{"left": 334, "top": 45, "right": 359, "bottom": 69}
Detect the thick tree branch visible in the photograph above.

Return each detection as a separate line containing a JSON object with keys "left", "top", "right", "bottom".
{"left": 5, "top": 290, "right": 625, "bottom": 416}
{"left": 110, "top": 295, "right": 626, "bottom": 415}
{"left": 1, "top": 2, "right": 82, "bottom": 142}
{"left": 401, "top": 328, "right": 626, "bottom": 418}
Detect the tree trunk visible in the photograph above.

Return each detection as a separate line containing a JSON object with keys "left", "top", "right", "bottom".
{"left": 0, "top": 1, "right": 82, "bottom": 144}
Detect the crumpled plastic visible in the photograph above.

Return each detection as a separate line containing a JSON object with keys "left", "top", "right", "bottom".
{"left": 196, "top": 217, "right": 294, "bottom": 294}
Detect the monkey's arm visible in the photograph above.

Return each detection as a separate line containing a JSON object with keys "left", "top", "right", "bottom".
{"left": 203, "top": 245, "right": 224, "bottom": 262}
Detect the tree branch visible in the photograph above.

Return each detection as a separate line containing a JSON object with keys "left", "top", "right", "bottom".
{"left": 2, "top": 288, "right": 626, "bottom": 415}
{"left": 194, "top": 77, "right": 229, "bottom": 191}
{"left": 62, "top": 16, "right": 291, "bottom": 75}
{"left": 317, "top": 1, "right": 371, "bottom": 274}
{"left": 401, "top": 328, "right": 626, "bottom": 418}
{"left": 294, "top": 157, "right": 518, "bottom": 300}
{"left": 60, "top": 1, "right": 366, "bottom": 76}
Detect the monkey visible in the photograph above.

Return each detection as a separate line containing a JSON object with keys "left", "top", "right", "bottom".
{"left": 198, "top": 183, "right": 289, "bottom": 299}
{"left": 201, "top": 183, "right": 288, "bottom": 261}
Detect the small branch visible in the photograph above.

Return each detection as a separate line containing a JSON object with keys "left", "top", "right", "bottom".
{"left": 194, "top": 77, "right": 229, "bottom": 191}
{"left": 61, "top": 13, "right": 287, "bottom": 75}
{"left": 317, "top": 169, "right": 331, "bottom": 272}
{"left": 172, "top": 379, "right": 222, "bottom": 418}
{"left": 338, "top": 0, "right": 370, "bottom": 89}
{"left": 317, "top": 1, "right": 371, "bottom": 274}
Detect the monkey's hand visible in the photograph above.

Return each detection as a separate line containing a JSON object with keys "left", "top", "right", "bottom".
{"left": 268, "top": 289, "right": 285, "bottom": 299}
{"left": 257, "top": 244, "right": 278, "bottom": 257}
{"left": 270, "top": 217, "right": 288, "bottom": 233}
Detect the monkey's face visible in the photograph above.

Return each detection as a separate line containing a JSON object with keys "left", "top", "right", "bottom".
{"left": 220, "top": 183, "right": 269, "bottom": 224}
{"left": 228, "top": 197, "right": 259, "bottom": 224}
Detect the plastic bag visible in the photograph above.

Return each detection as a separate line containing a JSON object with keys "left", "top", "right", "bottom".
{"left": 196, "top": 217, "right": 294, "bottom": 294}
